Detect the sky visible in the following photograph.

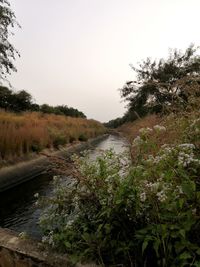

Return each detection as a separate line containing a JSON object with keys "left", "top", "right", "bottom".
{"left": 8, "top": 0, "right": 200, "bottom": 122}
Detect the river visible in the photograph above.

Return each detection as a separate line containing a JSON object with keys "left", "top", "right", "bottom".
{"left": 0, "top": 135, "right": 128, "bottom": 238}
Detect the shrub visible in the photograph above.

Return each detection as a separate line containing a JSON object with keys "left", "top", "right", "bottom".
{"left": 39, "top": 113, "right": 200, "bottom": 267}
{"left": 31, "top": 142, "right": 43, "bottom": 152}
{"left": 69, "top": 136, "right": 76, "bottom": 143}
{"left": 53, "top": 135, "right": 67, "bottom": 148}
{"left": 78, "top": 134, "right": 88, "bottom": 142}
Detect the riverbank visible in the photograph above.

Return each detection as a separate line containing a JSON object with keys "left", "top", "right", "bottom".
{"left": 0, "top": 227, "right": 99, "bottom": 267}
{"left": 0, "top": 134, "right": 128, "bottom": 239}
{"left": 0, "top": 111, "right": 106, "bottom": 164}
{"left": 37, "top": 108, "right": 200, "bottom": 266}
{"left": 0, "top": 134, "right": 108, "bottom": 192}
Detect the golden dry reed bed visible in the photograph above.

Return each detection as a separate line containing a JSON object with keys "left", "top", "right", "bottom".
{"left": 0, "top": 111, "right": 106, "bottom": 161}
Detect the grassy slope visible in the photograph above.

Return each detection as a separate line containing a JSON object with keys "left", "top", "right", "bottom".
{"left": 0, "top": 111, "right": 106, "bottom": 163}
{"left": 118, "top": 108, "right": 200, "bottom": 161}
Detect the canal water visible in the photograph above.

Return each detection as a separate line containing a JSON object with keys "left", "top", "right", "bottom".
{"left": 0, "top": 135, "right": 128, "bottom": 238}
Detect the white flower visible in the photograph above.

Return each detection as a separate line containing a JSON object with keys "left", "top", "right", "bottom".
{"left": 34, "top": 192, "right": 39, "bottom": 198}
{"left": 133, "top": 136, "right": 143, "bottom": 146}
{"left": 153, "top": 125, "right": 166, "bottom": 132}
{"left": 53, "top": 176, "right": 59, "bottom": 182}
{"left": 176, "top": 185, "right": 183, "bottom": 194}
{"left": 156, "top": 190, "right": 167, "bottom": 202}
{"left": 140, "top": 192, "right": 147, "bottom": 202}
{"left": 66, "top": 220, "right": 74, "bottom": 227}
{"left": 19, "top": 232, "right": 28, "bottom": 239}
{"left": 139, "top": 127, "right": 153, "bottom": 135}
{"left": 178, "top": 144, "right": 195, "bottom": 150}
{"left": 42, "top": 235, "right": 48, "bottom": 243}
{"left": 192, "top": 208, "right": 197, "bottom": 215}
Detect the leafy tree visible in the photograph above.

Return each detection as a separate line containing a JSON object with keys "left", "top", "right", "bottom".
{"left": 0, "top": 86, "right": 34, "bottom": 111}
{"left": 0, "top": 85, "right": 12, "bottom": 109}
{"left": 30, "top": 103, "right": 40, "bottom": 111}
{"left": 105, "top": 117, "right": 125, "bottom": 128}
{"left": 11, "top": 90, "right": 33, "bottom": 111}
{"left": 120, "top": 44, "right": 200, "bottom": 118}
{"left": 40, "top": 104, "right": 55, "bottom": 114}
{"left": 40, "top": 104, "right": 86, "bottom": 118}
{"left": 0, "top": 0, "right": 19, "bottom": 82}
{"left": 0, "top": 86, "right": 86, "bottom": 117}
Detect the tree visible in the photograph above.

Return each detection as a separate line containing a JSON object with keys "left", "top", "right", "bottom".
{"left": 0, "top": 85, "right": 12, "bottom": 109}
{"left": 120, "top": 44, "right": 200, "bottom": 118}
{"left": 0, "top": 0, "right": 19, "bottom": 82}
{"left": 40, "top": 104, "right": 55, "bottom": 114}
{"left": 11, "top": 90, "right": 33, "bottom": 111}
{"left": 0, "top": 86, "right": 34, "bottom": 112}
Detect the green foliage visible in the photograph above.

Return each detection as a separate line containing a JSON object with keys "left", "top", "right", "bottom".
{"left": 0, "top": 0, "right": 20, "bottom": 82}
{"left": 119, "top": 45, "right": 200, "bottom": 123}
{"left": 39, "top": 116, "right": 200, "bottom": 266}
{"left": 0, "top": 86, "right": 86, "bottom": 118}
{"left": 30, "top": 142, "right": 43, "bottom": 153}
{"left": 0, "top": 86, "right": 35, "bottom": 111}
{"left": 40, "top": 104, "right": 86, "bottom": 118}
{"left": 78, "top": 134, "right": 88, "bottom": 141}
{"left": 53, "top": 135, "right": 67, "bottom": 148}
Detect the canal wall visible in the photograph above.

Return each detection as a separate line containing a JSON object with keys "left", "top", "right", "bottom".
{"left": 0, "top": 228, "right": 98, "bottom": 267}
{"left": 0, "top": 228, "right": 68, "bottom": 267}
{"left": 0, "top": 134, "right": 108, "bottom": 192}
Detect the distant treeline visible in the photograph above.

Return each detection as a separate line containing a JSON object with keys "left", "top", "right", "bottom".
{"left": 0, "top": 86, "right": 86, "bottom": 118}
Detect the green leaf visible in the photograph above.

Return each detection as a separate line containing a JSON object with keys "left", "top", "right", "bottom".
{"left": 153, "top": 240, "right": 160, "bottom": 257}
{"left": 179, "top": 251, "right": 192, "bottom": 260}
{"left": 142, "top": 240, "right": 148, "bottom": 255}
{"left": 177, "top": 198, "right": 184, "bottom": 209}
{"left": 175, "top": 242, "right": 185, "bottom": 254}
{"left": 179, "top": 229, "right": 185, "bottom": 238}
{"left": 194, "top": 261, "right": 200, "bottom": 267}
{"left": 64, "top": 241, "right": 71, "bottom": 248}
{"left": 181, "top": 180, "right": 196, "bottom": 198}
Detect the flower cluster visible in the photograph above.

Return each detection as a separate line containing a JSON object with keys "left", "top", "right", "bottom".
{"left": 132, "top": 123, "right": 200, "bottom": 209}
{"left": 42, "top": 230, "right": 54, "bottom": 246}
{"left": 144, "top": 143, "right": 200, "bottom": 168}
{"left": 153, "top": 125, "right": 166, "bottom": 132}
{"left": 139, "top": 127, "right": 153, "bottom": 135}
{"left": 132, "top": 135, "right": 143, "bottom": 146}
{"left": 133, "top": 125, "right": 166, "bottom": 148}
{"left": 139, "top": 178, "right": 171, "bottom": 204}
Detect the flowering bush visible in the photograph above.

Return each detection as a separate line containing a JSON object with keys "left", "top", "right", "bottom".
{"left": 39, "top": 120, "right": 200, "bottom": 266}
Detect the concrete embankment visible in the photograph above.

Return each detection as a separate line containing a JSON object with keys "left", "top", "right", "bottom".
{"left": 0, "top": 228, "right": 98, "bottom": 267}
{"left": 0, "top": 134, "right": 108, "bottom": 192}
{"left": 0, "top": 227, "right": 68, "bottom": 267}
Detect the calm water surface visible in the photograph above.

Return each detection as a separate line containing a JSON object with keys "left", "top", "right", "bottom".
{"left": 0, "top": 135, "right": 128, "bottom": 238}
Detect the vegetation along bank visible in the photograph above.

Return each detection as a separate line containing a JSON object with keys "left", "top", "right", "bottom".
{"left": 37, "top": 46, "right": 200, "bottom": 267}
{"left": 0, "top": 110, "right": 106, "bottom": 167}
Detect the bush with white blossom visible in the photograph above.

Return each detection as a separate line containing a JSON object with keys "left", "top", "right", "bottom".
{"left": 39, "top": 120, "right": 200, "bottom": 266}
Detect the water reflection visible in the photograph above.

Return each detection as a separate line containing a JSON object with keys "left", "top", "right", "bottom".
{"left": 0, "top": 135, "right": 128, "bottom": 238}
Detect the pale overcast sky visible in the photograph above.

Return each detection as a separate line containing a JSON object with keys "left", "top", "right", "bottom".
{"left": 8, "top": 0, "right": 200, "bottom": 122}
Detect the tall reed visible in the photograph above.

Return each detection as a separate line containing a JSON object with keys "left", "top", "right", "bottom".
{"left": 0, "top": 111, "right": 105, "bottom": 161}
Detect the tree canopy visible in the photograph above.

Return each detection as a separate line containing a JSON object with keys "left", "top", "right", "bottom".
{"left": 0, "top": 0, "right": 19, "bottom": 82}
{"left": 120, "top": 44, "right": 200, "bottom": 119}
{"left": 0, "top": 86, "right": 86, "bottom": 118}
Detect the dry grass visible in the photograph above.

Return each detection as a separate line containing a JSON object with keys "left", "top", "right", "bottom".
{"left": 118, "top": 110, "right": 200, "bottom": 161}
{"left": 0, "top": 111, "right": 106, "bottom": 161}
{"left": 118, "top": 114, "right": 162, "bottom": 143}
